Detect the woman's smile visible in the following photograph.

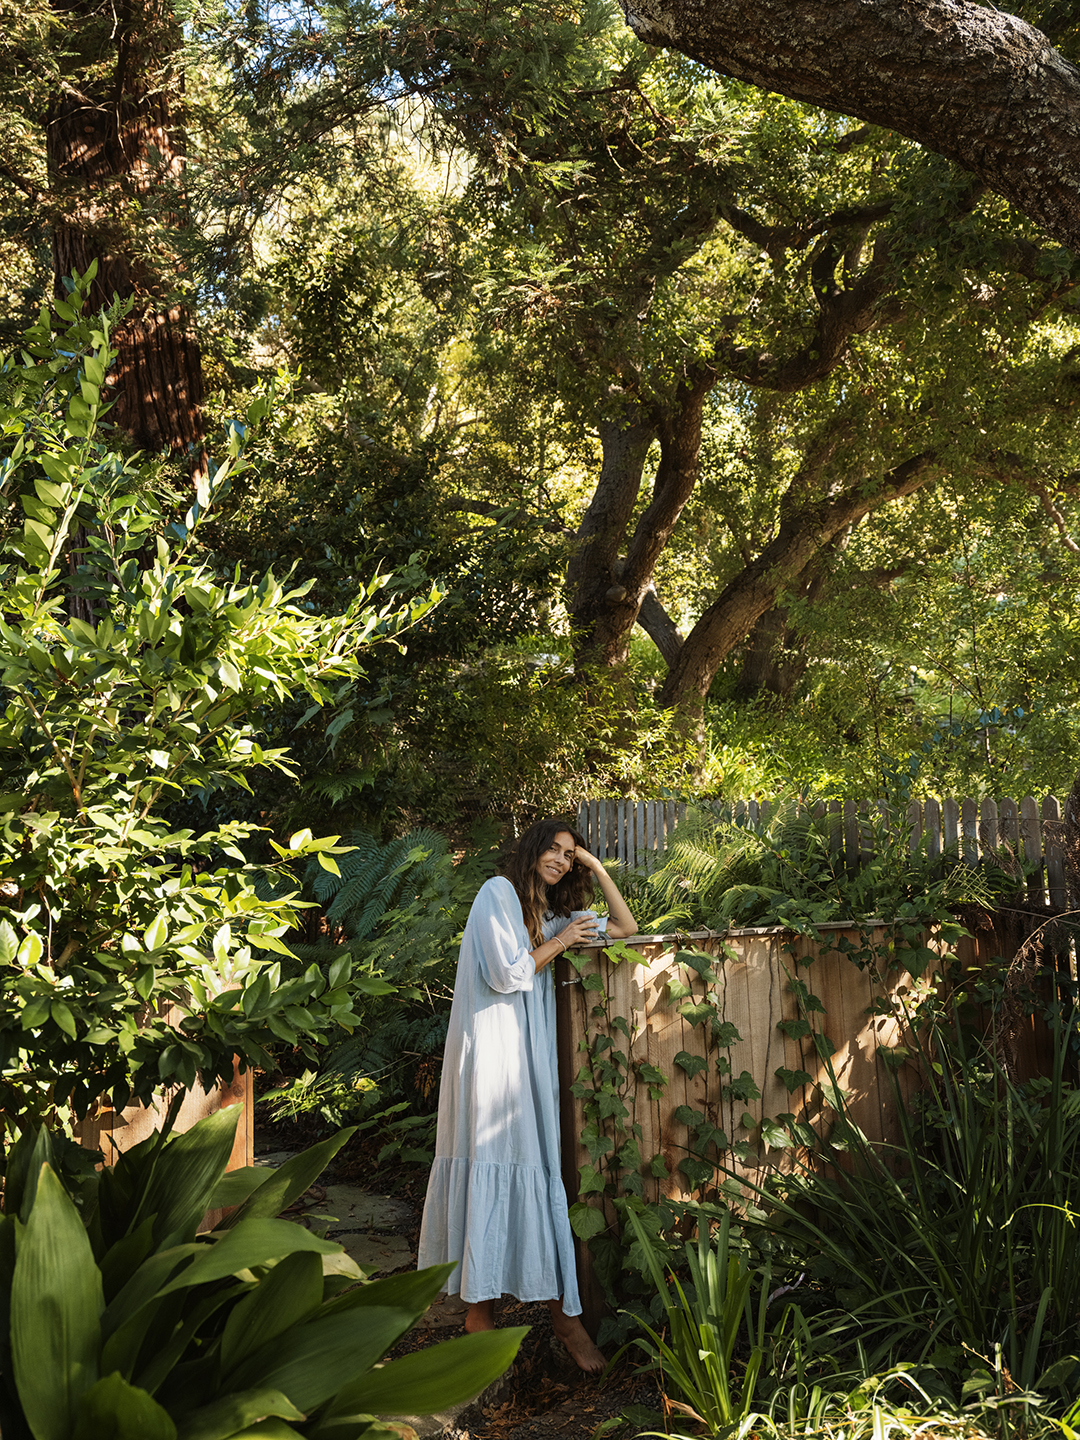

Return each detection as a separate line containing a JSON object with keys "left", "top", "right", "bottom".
{"left": 536, "top": 831, "right": 576, "bottom": 885}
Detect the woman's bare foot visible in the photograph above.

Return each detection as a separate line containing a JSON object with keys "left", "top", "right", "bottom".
{"left": 547, "top": 1300, "right": 606, "bottom": 1374}
{"left": 465, "top": 1299, "right": 496, "bottom": 1333}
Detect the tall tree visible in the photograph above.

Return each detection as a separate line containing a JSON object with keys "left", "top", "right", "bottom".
{"left": 46, "top": 0, "right": 206, "bottom": 467}
{"left": 445, "top": 25, "right": 1080, "bottom": 711}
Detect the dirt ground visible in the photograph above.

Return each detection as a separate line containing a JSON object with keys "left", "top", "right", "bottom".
{"left": 394, "top": 1295, "right": 667, "bottom": 1440}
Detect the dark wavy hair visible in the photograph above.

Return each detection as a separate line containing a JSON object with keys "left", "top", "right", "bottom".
{"left": 502, "top": 816, "right": 594, "bottom": 947}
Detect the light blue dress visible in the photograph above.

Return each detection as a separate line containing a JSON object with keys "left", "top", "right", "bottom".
{"left": 417, "top": 876, "right": 580, "bottom": 1313}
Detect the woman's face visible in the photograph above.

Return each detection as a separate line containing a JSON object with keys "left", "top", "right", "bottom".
{"left": 535, "top": 830, "right": 577, "bottom": 887}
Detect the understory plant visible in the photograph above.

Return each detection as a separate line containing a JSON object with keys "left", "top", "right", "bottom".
{"left": 643, "top": 799, "right": 1020, "bottom": 932}
{"left": 261, "top": 828, "right": 499, "bottom": 1158}
{"left": 0, "top": 270, "right": 439, "bottom": 1141}
{"left": 740, "top": 1009, "right": 1080, "bottom": 1405}
{"left": 618, "top": 1206, "right": 774, "bottom": 1438}
{"left": 0, "top": 1106, "right": 523, "bottom": 1440}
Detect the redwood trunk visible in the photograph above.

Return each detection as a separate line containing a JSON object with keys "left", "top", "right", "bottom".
{"left": 47, "top": 0, "right": 205, "bottom": 467}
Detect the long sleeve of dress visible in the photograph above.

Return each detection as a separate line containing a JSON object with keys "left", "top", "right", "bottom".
{"left": 472, "top": 878, "right": 536, "bottom": 994}
{"left": 416, "top": 877, "right": 581, "bottom": 1312}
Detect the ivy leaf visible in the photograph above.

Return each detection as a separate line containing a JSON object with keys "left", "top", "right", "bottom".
{"left": 674, "top": 1051, "right": 708, "bottom": 1079}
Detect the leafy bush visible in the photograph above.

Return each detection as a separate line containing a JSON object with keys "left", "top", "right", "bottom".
{"left": 0, "top": 1106, "right": 523, "bottom": 1439}
{"left": 742, "top": 1012, "right": 1080, "bottom": 1401}
{"left": 0, "top": 270, "right": 438, "bottom": 1137}
{"left": 642, "top": 799, "right": 1014, "bottom": 931}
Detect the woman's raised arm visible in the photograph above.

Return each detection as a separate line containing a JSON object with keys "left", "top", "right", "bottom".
{"left": 574, "top": 845, "right": 637, "bottom": 938}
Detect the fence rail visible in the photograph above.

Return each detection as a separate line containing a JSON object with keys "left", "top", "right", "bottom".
{"left": 577, "top": 795, "right": 1071, "bottom": 906}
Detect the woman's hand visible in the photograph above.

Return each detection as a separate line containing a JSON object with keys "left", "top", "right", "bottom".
{"left": 573, "top": 845, "right": 605, "bottom": 875}
{"left": 575, "top": 844, "right": 638, "bottom": 939}
{"left": 558, "top": 913, "right": 601, "bottom": 950}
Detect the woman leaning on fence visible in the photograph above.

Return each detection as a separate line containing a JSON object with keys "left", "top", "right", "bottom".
{"left": 417, "top": 816, "right": 636, "bottom": 1372}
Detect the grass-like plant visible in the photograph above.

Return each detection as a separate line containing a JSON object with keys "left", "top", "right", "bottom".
{"left": 617, "top": 1205, "right": 773, "bottom": 1438}
{"left": 740, "top": 1008, "right": 1080, "bottom": 1402}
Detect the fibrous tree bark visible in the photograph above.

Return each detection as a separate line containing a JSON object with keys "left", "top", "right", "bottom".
{"left": 619, "top": 0, "right": 1080, "bottom": 254}
{"left": 47, "top": 0, "right": 206, "bottom": 469}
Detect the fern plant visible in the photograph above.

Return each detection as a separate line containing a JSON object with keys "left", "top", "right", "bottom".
{"left": 267, "top": 828, "right": 497, "bottom": 1143}
{"left": 644, "top": 799, "right": 1010, "bottom": 931}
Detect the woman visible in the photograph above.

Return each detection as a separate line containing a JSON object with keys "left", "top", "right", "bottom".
{"left": 417, "top": 817, "right": 637, "bottom": 1373}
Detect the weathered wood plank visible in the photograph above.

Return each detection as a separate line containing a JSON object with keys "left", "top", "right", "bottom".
{"left": 943, "top": 797, "right": 959, "bottom": 857}
{"left": 924, "top": 798, "right": 942, "bottom": 865}
{"left": 962, "top": 796, "right": 979, "bottom": 866}
{"left": 1020, "top": 795, "right": 1044, "bottom": 904}
{"left": 906, "top": 799, "right": 922, "bottom": 856}
{"left": 1044, "top": 795, "right": 1067, "bottom": 908}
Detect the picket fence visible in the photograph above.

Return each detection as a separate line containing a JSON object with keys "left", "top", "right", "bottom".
{"left": 576, "top": 794, "right": 1071, "bottom": 907}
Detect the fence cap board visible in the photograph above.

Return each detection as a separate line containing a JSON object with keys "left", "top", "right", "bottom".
{"left": 576, "top": 920, "right": 897, "bottom": 948}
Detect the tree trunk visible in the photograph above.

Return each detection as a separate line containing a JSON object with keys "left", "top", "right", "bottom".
{"left": 658, "top": 451, "right": 938, "bottom": 709}
{"left": 568, "top": 410, "right": 657, "bottom": 669}
{"left": 620, "top": 0, "right": 1080, "bottom": 254}
{"left": 569, "top": 371, "right": 712, "bottom": 671}
{"left": 733, "top": 539, "right": 846, "bottom": 702}
{"left": 47, "top": 0, "right": 206, "bottom": 469}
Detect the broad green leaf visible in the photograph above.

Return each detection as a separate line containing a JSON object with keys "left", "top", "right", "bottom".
{"left": 319, "top": 1263, "right": 452, "bottom": 1321}
{"left": 72, "top": 1371, "right": 177, "bottom": 1440}
{"left": 156, "top": 1218, "right": 344, "bottom": 1296}
{"left": 207, "top": 1166, "right": 272, "bottom": 1210}
{"left": 0, "top": 918, "right": 18, "bottom": 963}
{"left": 228, "top": 1306, "right": 417, "bottom": 1412}
{"left": 568, "top": 1202, "right": 607, "bottom": 1240}
{"left": 175, "top": 1387, "right": 304, "bottom": 1440}
{"left": 226, "top": 1424, "right": 306, "bottom": 1440}
{"left": 12, "top": 1164, "right": 104, "bottom": 1440}
{"left": 102, "top": 1244, "right": 200, "bottom": 1338}
{"left": 224, "top": 1129, "right": 356, "bottom": 1228}
{"left": 134, "top": 1106, "right": 242, "bottom": 1247}
{"left": 327, "top": 1327, "right": 528, "bottom": 1417}
{"left": 220, "top": 1250, "right": 325, "bottom": 1375}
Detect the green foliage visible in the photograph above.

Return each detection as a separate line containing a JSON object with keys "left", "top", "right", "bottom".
{"left": 0, "top": 1108, "right": 525, "bottom": 1439}
{"left": 742, "top": 1013, "right": 1080, "bottom": 1399}
{"left": 642, "top": 800, "right": 1014, "bottom": 933}
{"left": 0, "top": 272, "right": 439, "bottom": 1133}
{"left": 262, "top": 830, "right": 497, "bottom": 1156}
{"left": 617, "top": 1205, "right": 773, "bottom": 1438}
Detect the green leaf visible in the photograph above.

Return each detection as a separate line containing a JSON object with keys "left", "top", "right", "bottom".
{"left": 206, "top": 1166, "right": 272, "bottom": 1210}
{"left": 760, "top": 1118, "right": 794, "bottom": 1151}
{"left": 0, "top": 918, "right": 19, "bottom": 963}
{"left": 673, "top": 1051, "right": 708, "bottom": 1079}
{"left": 12, "top": 1164, "right": 104, "bottom": 1440}
{"left": 220, "top": 1250, "right": 325, "bottom": 1376}
{"left": 224, "top": 1129, "right": 356, "bottom": 1228}
{"left": 133, "top": 1106, "right": 242, "bottom": 1247}
{"left": 568, "top": 1202, "right": 607, "bottom": 1240}
{"left": 326, "top": 1327, "right": 528, "bottom": 1417}
{"left": 72, "top": 1371, "right": 177, "bottom": 1440}
{"left": 227, "top": 1306, "right": 418, "bottom": 1412}
{"left": 156, "top": 1218, "right": 345, "bottom": 1297}
{"left": 175, "top": 1387, "right": 304, "bottom": 1440}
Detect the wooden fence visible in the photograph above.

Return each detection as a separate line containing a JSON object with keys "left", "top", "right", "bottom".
{"left": 577, "top": 795, "right": 1071, "bottom": 906}
{"left": 555, "top": 915, "right": 1056, "bottom": 1330}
